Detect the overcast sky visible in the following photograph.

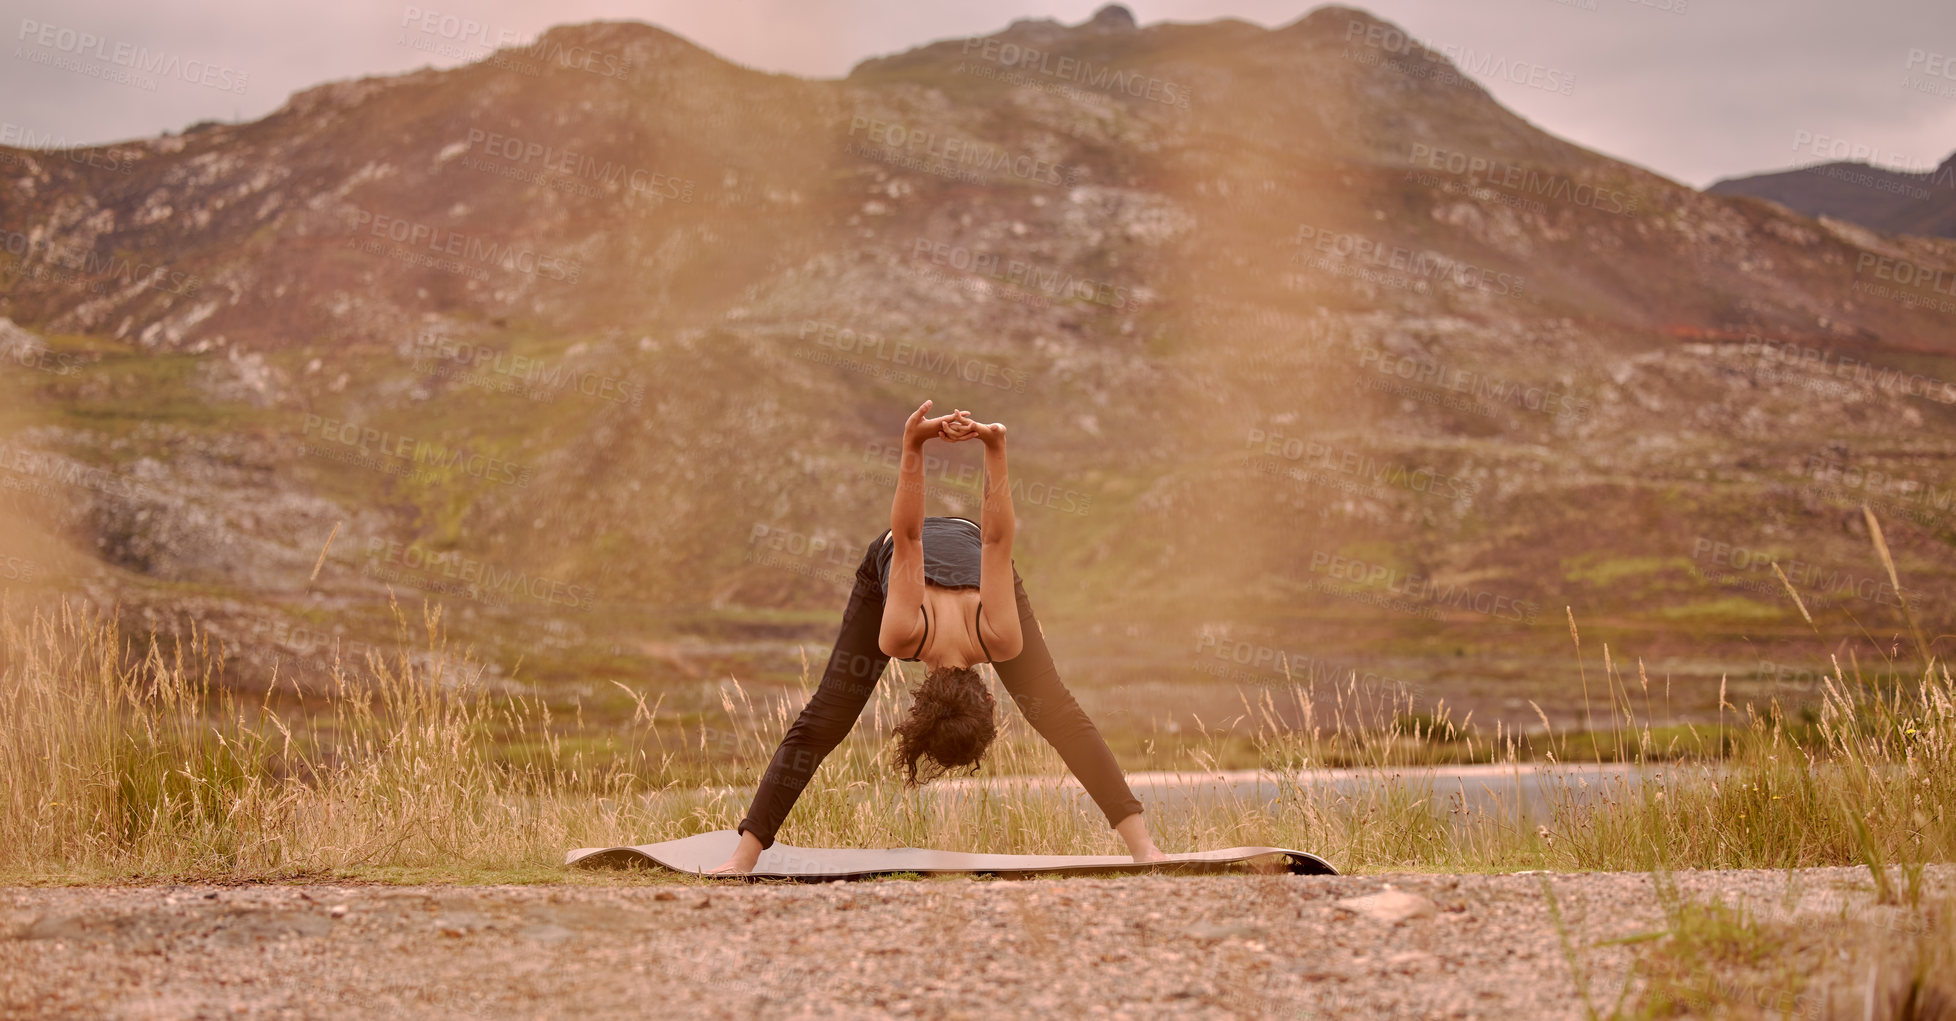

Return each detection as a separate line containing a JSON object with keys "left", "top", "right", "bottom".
{"left": 6, "top": 0, "right": 1954, "bottom": 188}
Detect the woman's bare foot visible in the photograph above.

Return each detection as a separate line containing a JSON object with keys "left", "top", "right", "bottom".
{"left": 1114, "top": 812, "right": 1168, "bottom": 862}
{"left": 707, "top": 830, "right": 764, "bottom": 875}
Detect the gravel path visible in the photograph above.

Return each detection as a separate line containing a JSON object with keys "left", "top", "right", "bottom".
{"left": 1, "top": 866, "right": 1940, "bottom": 1019}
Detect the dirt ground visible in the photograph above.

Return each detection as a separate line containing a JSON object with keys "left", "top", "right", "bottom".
{"left": 1, "top": 865, "right": 1946, "bottom": 1019}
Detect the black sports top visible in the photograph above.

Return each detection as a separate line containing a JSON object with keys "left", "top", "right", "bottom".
{"left": 873, "top": 516, "right": 993, "bottom": 663}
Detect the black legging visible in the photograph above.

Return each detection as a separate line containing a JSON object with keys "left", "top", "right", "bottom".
{"left": 735, "top": 533, "right": 1145, "bottom": 849}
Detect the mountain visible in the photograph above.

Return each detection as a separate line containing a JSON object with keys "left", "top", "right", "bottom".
{"left": 1709, "top": 153, "right": 1956, "bottom": 239}
{"left": 3, "top": 4, "right": 1953, "bottom": 731}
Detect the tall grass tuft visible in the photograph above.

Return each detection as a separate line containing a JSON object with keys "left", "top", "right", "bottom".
{"left": 0, "top": 598, "right": 654, "bottom": 879}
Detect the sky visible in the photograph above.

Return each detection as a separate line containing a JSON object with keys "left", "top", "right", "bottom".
{"left": 5, "top": 0, "right": 1955, "bottom": 188}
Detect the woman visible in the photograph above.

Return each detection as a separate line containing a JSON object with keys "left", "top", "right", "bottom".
{"left": 711, "top": 401, "right": 1166, "bottom": 873}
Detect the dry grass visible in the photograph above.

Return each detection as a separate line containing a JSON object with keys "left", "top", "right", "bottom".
{"left": 0, "top": 513, "right": 1952, "bottom": 886}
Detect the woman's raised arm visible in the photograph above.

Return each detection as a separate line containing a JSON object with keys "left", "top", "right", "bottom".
{"left": 878, "top": 400, "right": 951, "bottom": 658}
{"left": 950, "top": 414, "right": 1023, "bottom": 662}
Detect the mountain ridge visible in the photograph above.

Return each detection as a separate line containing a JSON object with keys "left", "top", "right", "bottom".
{"left": 1, "top": 4, "right": 1952, "bottom": 730}
{"left": 1710, "top": 151, "right": 1956, "bottom": 240}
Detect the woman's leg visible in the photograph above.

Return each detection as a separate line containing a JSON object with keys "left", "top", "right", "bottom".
{"left": 735, "top": 537, "right": 892, "bottom": 850}
{"left": 990, "top": 566, "right": 1146, "bottom": 831}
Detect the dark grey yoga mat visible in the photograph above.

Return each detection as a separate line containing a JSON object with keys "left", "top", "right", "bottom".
{"left": 565, "top": 830, "right": 1338, "bottom": 879}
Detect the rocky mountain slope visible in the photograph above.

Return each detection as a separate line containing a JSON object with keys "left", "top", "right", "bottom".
{"left": 3, "top": 4, "right": 1952, "bottom": 728}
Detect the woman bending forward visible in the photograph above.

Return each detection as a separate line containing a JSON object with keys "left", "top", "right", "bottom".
{"left": 711, "top": 401, "right": 1165, "bottom": 872}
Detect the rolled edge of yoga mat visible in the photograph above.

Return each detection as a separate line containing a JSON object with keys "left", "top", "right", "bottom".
{"left": 565, "top": 829, "right": 1338, "bottom": 879}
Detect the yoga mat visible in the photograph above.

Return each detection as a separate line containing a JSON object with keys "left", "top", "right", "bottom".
{"left": 565, "top": 830, "right": 1338, "bottom": 879}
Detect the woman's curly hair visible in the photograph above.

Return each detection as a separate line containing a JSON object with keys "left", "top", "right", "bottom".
{"left": 891, "top": 665, "right": 998, "bottom": 785}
